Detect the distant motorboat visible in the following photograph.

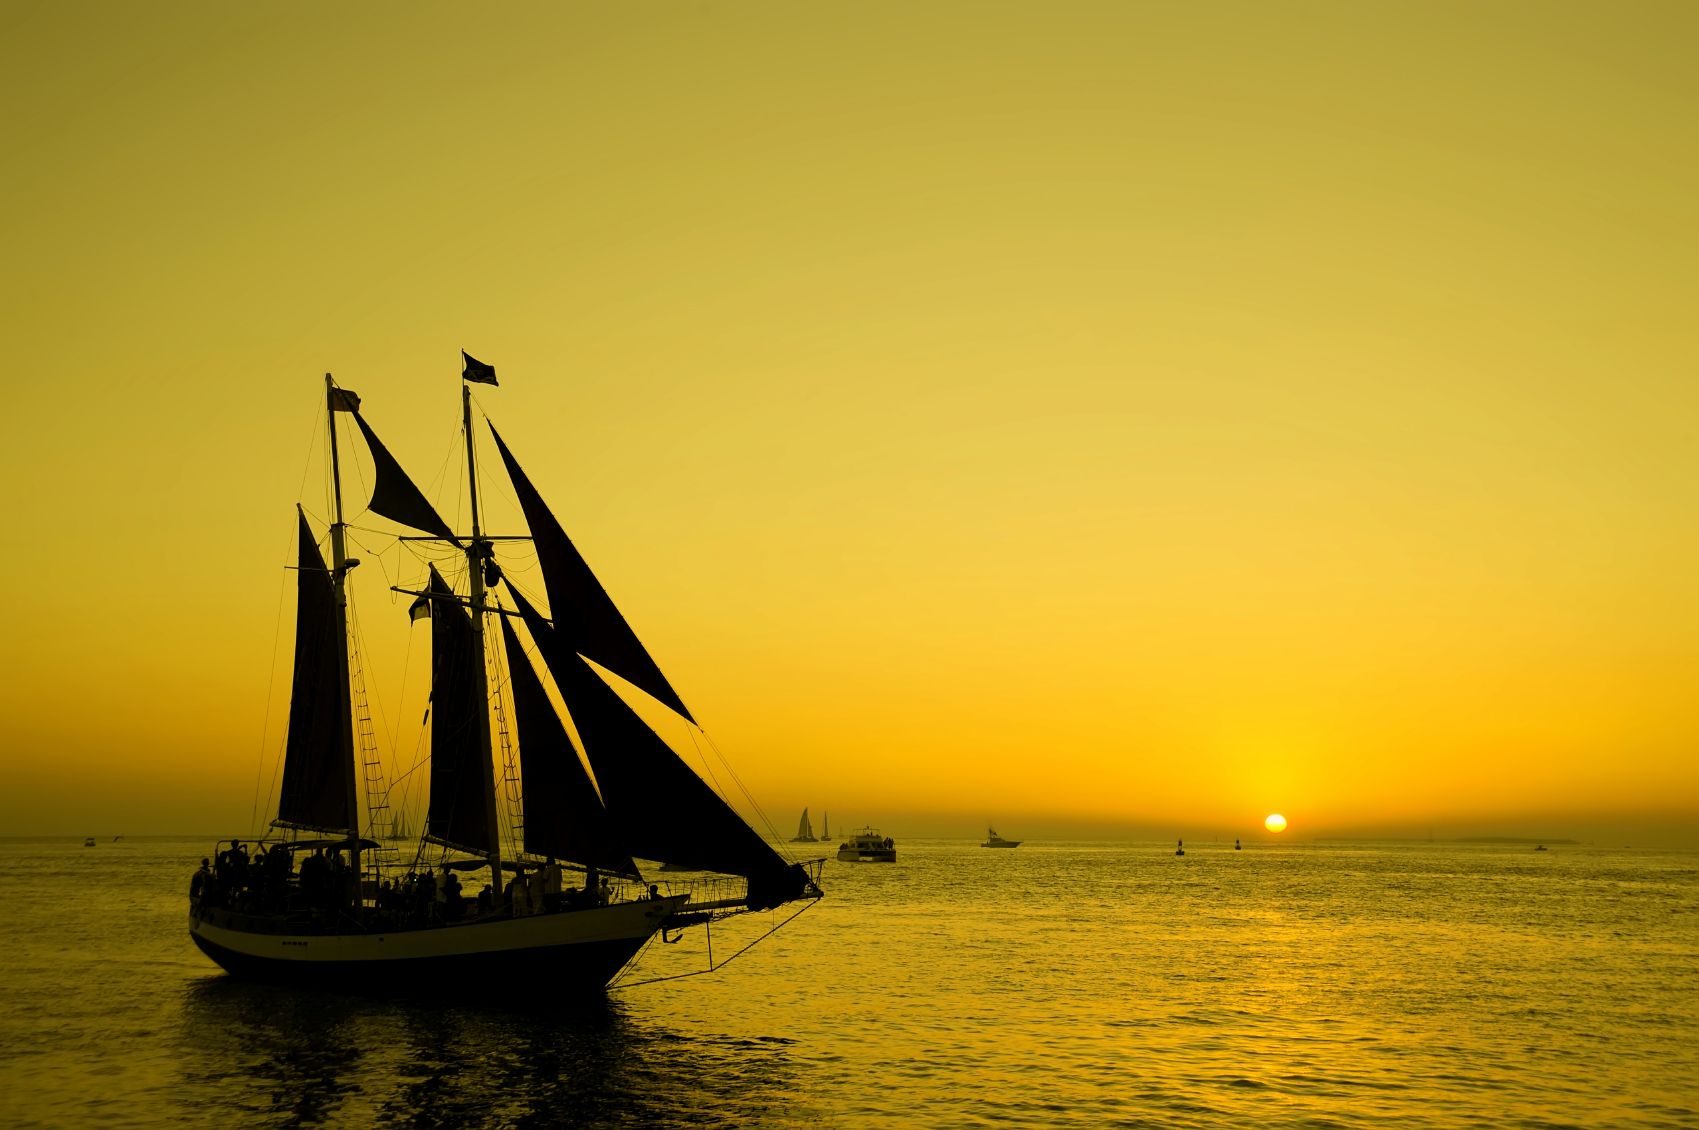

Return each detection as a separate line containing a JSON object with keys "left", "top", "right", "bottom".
{"left": 837, "top": 827, "right": 896, "bottom": 863}
{"left": 790, "top": 808, "right": 818, "bottom": 843}
{"left": 83, "top": 837, "right": 96, "bottom": 848}
{"left": 982, "top": 827, "right": 1021, "bottom": 848}
{"left": 1534, "top": 845, "right": 1548, "bottom": 852}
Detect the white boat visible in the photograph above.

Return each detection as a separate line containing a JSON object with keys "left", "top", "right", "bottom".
{"left": 790, "top": 808, "right": 818, "bottom": 843}
{"left": 981, "top": 827, "right": 1021, "bottom": 848}
{"left": 189, "top": 363, "right": 822, "bottom": 995}
{"left": 836, "top": 827, "right": 896, "bottom": 862}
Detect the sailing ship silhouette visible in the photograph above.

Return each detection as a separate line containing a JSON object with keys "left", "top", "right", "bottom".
{"left": 188, "top": 362, "right": 822, "bottom": 993}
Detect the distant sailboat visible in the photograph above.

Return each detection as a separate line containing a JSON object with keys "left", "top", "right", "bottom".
{"left": 791, "top": 809, "right": 818, "bottom": 843}
{"left": 820, "top": 812, "right": 832, "bottom": 842}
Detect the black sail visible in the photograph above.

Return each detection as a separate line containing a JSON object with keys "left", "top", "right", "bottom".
{"left": 352, "top": 411, "right": 459, "bottom": 544}
{"left": 421, "top": 565, "right": 491, "bottom": 855}
{"left": 508, "top": 586, "right": 805, "bottom": 910}
{"left": 488, "top": 424, "right": 694, "bottom": 724}
{"left": 500, "top": 613, "right": 641, "bottom": 880}
{"left": 277, "top": 509, "right": 354, "bottom": 832}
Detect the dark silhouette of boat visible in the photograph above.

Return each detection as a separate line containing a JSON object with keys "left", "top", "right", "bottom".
{"left": 189, "top": 362, "right": 821, "bottom": 993}
{"left": 790, "top": 809, "right": 818, "bottom": 843}
{"left": 837, "top": 827, "right": 896, "bottom": 862}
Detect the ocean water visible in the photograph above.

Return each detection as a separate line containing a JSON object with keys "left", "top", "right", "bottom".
{"left": 0, "top": 837, "right": 1694, "bottom": 1129}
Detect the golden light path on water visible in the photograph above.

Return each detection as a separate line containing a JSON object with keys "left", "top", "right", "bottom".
{"left": 6, "top": 837, "right": 1698, "bottom": 1128}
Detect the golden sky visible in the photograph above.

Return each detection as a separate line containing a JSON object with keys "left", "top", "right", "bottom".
{"left": 2, "top": 2, "right": 1695, "bottom": 842}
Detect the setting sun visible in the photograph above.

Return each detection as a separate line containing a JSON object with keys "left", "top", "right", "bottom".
{"left": 1265, "top": 814, "right": 1288, "bottom": 833}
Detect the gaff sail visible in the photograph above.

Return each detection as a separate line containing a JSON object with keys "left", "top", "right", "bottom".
{"left": 276, "top": 508, "right": 355, "bottom": 833}
{"left": 500, "top": 611, "right": 642, "bottom": 880}
{"left": 419, "top": 565, "right": 492, "bottom": 856}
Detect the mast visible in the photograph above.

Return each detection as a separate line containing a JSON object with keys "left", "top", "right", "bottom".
{"left": 324, "top": 374, "right": 362, "bottom": 907}
{"left": 463, "top": 381, "right": 505, "bottom": 897}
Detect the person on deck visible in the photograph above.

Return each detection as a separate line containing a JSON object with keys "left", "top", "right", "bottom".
{"left": 542, "top": 857, "right": 562, "bottom": 911}
{"left": 442, "top": 871, "right": 462, "bottom": 920}
{"left": 511, "top": 873, "right": 531, "bottom": 916}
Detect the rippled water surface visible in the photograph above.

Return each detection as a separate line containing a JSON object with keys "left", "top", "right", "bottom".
{"left": 0, "top": 837, "right": 1694, "bottom": 1128}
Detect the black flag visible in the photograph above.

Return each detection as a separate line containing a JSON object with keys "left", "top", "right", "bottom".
{"left": 462, "top": 351, "right": 498, "bottom": 386}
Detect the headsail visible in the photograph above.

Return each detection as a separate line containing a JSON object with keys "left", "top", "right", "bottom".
{"left": 419, "top": 565, "right": 493, "bottom": 856}
{"left": 507, "top": 585, "right": 807, "bottom": 909}
{"left": 500, "top": 611, "right": 641, "bottom": 880}
{"left": 488, "top": 424, "right": 694, "bottom": 724}
{"left": 276, "top": 509, "right": 355, "bottom": 832}
{"left": 350, "top": 411, "right": 459, "bottom": 544}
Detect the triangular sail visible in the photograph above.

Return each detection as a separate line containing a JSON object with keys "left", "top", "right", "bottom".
{"left": 276, "top": 509, "right": 355, "bottom": 832}
{"left": 351, "top": 411, "right": 459, "bottom": 544}
{"left": 797, "top": 809, "right": 814, "bottom": 839}
{"left": 420, "top": 565, "right": 491, "bottom": 855}
{"left": 488, "top": 424, "right": 694, "bottom": 724}
{"left": 507, "top": 585, "right": 806, "bottom": 909}
{"left": 500, "top": 611, "right": 641, "bottom": 880}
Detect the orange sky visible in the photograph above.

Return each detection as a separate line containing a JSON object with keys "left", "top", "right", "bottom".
{"left": 2, "top": 3, "right": 1695, "bottom": 844}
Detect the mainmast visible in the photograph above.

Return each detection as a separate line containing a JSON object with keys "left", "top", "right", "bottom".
{"left": 324, "top": 374, "right": 362, "bottom": 905}
{"left": 462, "top": 381, "right": 505, "bottom": 897}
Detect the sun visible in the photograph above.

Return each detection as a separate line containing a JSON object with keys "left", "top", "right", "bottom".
{"left": 1264, "top": 813, "right": 1288, "bottom": 833}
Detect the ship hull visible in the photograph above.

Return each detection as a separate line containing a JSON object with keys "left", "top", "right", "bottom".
{"left": 836, "top": 849, "right": 896, "bottom": 862}
{"left": 189, "top": 896, "right": 685, "bottom": 994}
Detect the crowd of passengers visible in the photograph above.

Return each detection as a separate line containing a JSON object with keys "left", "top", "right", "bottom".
{"left": 190, "top": 840, "right": 645, "bottom": 926}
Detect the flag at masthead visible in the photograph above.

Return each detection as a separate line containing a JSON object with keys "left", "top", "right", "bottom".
{"left": 462, "top": 351, "right": 498, "bottom": 386}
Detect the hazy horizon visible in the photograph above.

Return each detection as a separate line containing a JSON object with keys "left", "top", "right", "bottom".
{"left": 17, "top": 802, "right": 1694, "bottom": 851}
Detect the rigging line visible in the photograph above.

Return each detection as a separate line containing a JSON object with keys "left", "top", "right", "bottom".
{"left": 383, "top": 601, "right": 421, "bottom": 797}
{"left": 691, "top": 726, "right": 789, "bottom": 855}
{"left": 609, "top": 897, "right": 821, "bottom": 991}
{"left": 420, "top": 405, "right": 463, "bottom": 529}
{"left": 339, "top": 410, "right": 374, "bottom": 524}
{"left": 345, "top": 593, "right": 399, "bottom": 806}
{"left": 680, "top": 722, "right": 738, "bottom": 817}
{"left": 294, "top": 393, "right": 324, "bottom": 512}
{"left": 487, "top": 618, "right": 524, "bottom": 861}
{"left": 249, "top": 520, "right": 297, "bottom": 838}
{"left": 345, "top": 527, "right": 410, "bottom": 609}
{"left": 699, "top": 728, "right": 781, "bottom": 841}
{"left": 468, "top": 401, "right": 526, "bottom": 517}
